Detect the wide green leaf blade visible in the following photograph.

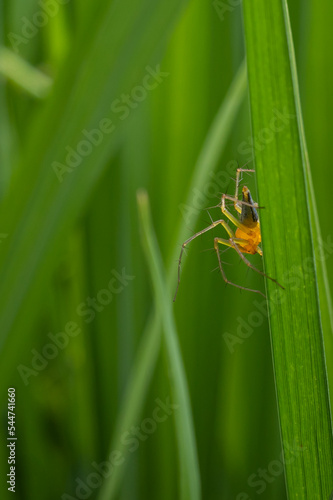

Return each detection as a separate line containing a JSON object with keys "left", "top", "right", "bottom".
{"left": 0, "top": 0, "right": 189, "bottom": 387}
{"left": 242, "top": 0, "right": 333, "bottom": 497}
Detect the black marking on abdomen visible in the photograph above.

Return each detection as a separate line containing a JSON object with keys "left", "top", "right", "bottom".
{"left": 240, "top": 190, "right": 259, "bottom": 227}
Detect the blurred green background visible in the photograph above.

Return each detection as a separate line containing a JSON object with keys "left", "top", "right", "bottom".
{"left": 0, "top": 0, "right": 332, "bottom": 499}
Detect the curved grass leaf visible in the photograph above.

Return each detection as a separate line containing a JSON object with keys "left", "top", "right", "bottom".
{"left": 0, "top": 46, "right": 53, "bottom": 98}
{"left": 137, "top": 189, "right": 201, "bottom": 500}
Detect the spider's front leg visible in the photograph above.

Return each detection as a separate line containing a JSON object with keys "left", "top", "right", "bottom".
{"left": 173, "top": 219, "right": 235, "bottom": 301}
{"left": 225, "top": 168, "right": 257, "bottom": 213}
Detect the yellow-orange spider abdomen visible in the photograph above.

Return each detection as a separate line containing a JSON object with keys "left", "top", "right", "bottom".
{"left": 235, "top": 225, "right": 261, "bottom": 254}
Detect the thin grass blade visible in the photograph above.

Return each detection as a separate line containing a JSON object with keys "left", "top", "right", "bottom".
{"left": 137, "top": 189, "right": 201, "bottom": 500}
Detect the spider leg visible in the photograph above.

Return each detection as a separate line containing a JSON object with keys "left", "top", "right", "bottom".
{"left": 221, "top": 171, "right": 258, "bottom": 231}
{"left": 256, "top": 246, "right": 263, "bottom": 256}
{"left": 221, "top": 193, "right": 260, "bottom": 216}
{"left": 232, "top": 238, "right": 285, "bottom": 290}
{"left": 173, "top": 219, "right": 235, "bottom": 301}
{"left": 214, "top": 237, "right": 266, "bottom": 297}
{"left": 220, "top": 199, "right": 252, "bottom": 234}
{"left": 221, "top": 194, "right": 263, "bottom": 238}
{"left": 220, "top": 168, "right": 260, "bottom": 217}
{"left": 232, "top": 168, "right": 256, "bottom": 213}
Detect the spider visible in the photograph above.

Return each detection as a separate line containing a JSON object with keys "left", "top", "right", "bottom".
{"left": 173, "top": 168, "right": 284, "bottom": 300}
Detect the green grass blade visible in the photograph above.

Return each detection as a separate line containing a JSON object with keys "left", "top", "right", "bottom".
{"left": 96, "top": 62, "right": 247, "bottom": 498}
{"left": 0, "top": 0, "right": 190, "bottom": 389}
{"left": 0, "top": 46, "right": 53, "bottom": 98}
{"left": 290, "top": 2, "right": 333, "bottom": 403}
{"left": 169, "top": 59, "right": 247, "bottom": 273}
{"left": 299, "top": 0, "right": 333, "bottom": 454}
{"left": 97, "top": 312, "right": 162, "bottom": 500}
{"left": 137, "top": 189, "right": 200, "bottom": 500}
{"left": 242, "top": 0, "right": 333, "bottom": 497}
